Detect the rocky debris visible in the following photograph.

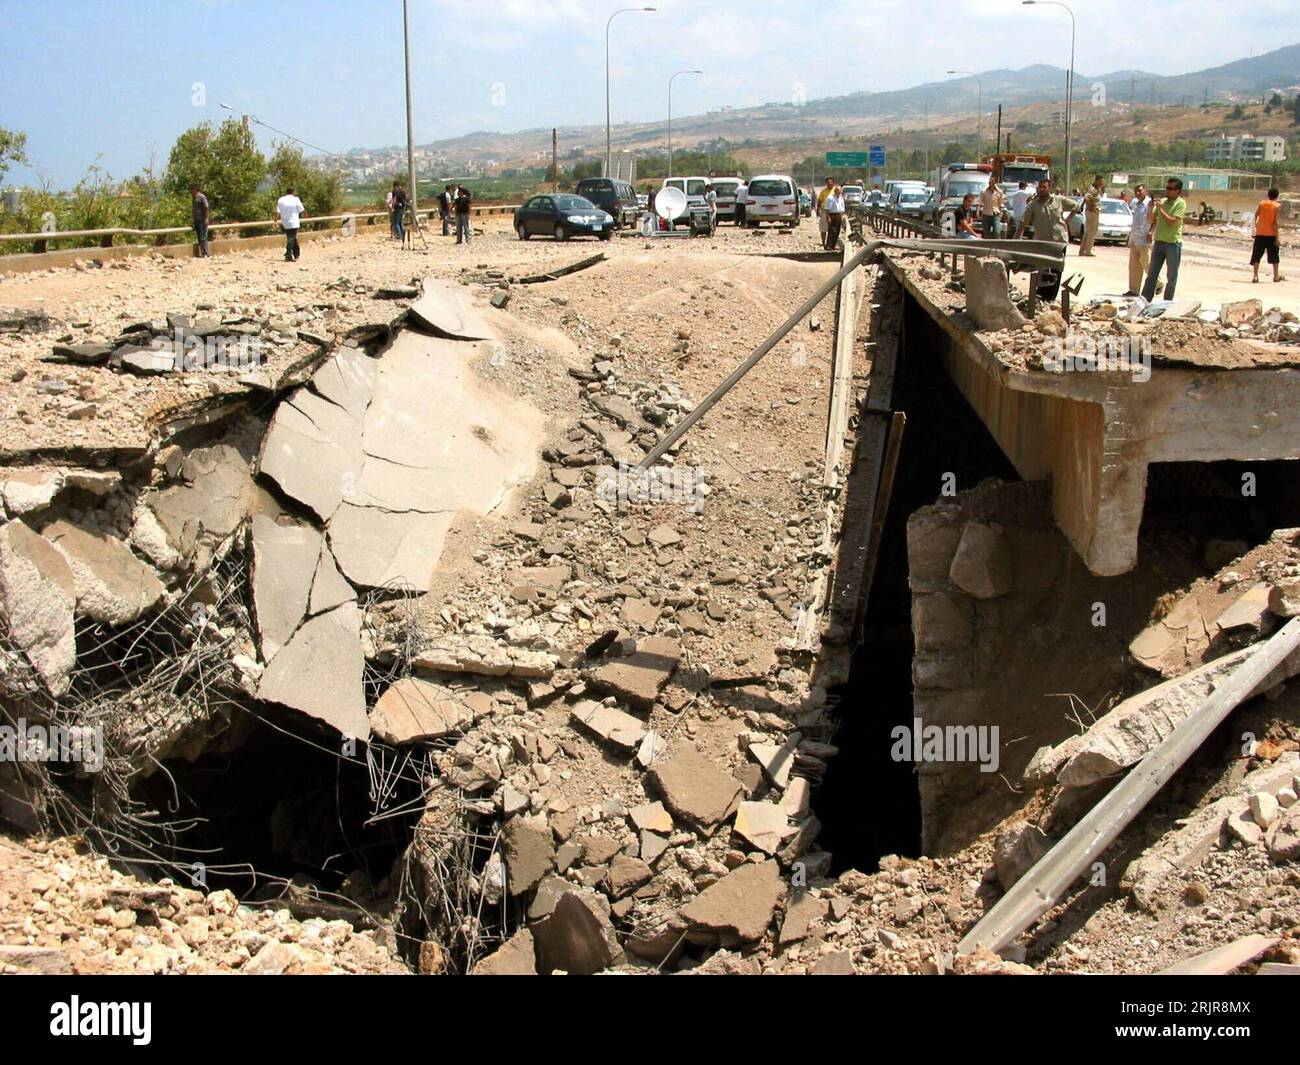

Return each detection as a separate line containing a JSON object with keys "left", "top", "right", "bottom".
{"left": 1270, "top": 805, "right": 1300, "bottom": 861}
{"left": 256, "top": 602, "right": 368, "bottom": 738}
{"left": 1026, "top": 644, "right": 1300, "bottom": 789}
{"left": 587, "top": 635, "right": 681, "bottom": 710}
{"left": 503, "top": 817, "right": 555, "bottom": 896}
{"left": 629, "top": 801, "right": 673, "bottom": 834}
{"left": 0, "top": 467, "right": 65, "bottom": 515}
{"left": 953, "top": 946, "right": 1035, "bottom": 976}
{"left": 993, "top": 822, "right": 1050, "bottom": 890}
{"left": 679, "top": 860, "right": 785, "bottom": 943}
{"left": 131, "top": 442, "right": 256, "bottom": 571}
{"left": 0, "top": 519, "right": 77, "bottom": 694}
{"left": 649, "top": 743, "right": 744, "bottom": 828}
{"left": 42, "top": 519, "right": 164, "bottom": 626}
{"left": 370, "top": 677, "right": 475, "bottom": 745}
{"left": 470, "top": 928, "right": 536, "bottom": 975}
{"left": 963, "top": 257, "right": 1026, "bottom": 333}
{"left": 570, "top": 699, "right": 646, "bottom": 750}
{"left": 0, "top": 306, "right": 53, "bottom": 334}
{"left": 948, "top": 522, "right": 1013, "bottom": 599}
{"left": 412, "top": 634, "right": 556, "bottom": 679}
{"left": 1212, "top": 299, "right": 1300, "bottom": 344}
{"left": 733, "top": 801, "right": 792, "bottom": 855}
{"left": 532, "top": 890, "right": 625, "bottom": 975}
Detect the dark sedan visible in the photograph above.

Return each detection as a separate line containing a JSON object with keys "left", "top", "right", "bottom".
{"left": 514, "top": 195, "right": 614, "bottom": 241}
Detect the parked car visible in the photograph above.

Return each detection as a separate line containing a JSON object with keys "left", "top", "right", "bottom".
{"left": 574, "top": 177, "right": 640, "bottom": 228}
{"left": 865, "top": 189, "right": 889, "bottom": 210}
{"left": 743, "top": 174, "right": 800, "bottom": 228}
{"left": 708, "top": 177, "right": 743, "bottom": 222}
{"left": 661, "top": 176, "right": 710, "bottom": 229}
{"left": 1067, "top": 196, "right": 1133, "bottom": 244}
{"left": 515, "top": 195, "right": 614, "bottom": 241}
{"left": 842, "top": 185, "right": 865, "bottom": 209}
{"left": 925, "top": 163, "right": 994, "bottom": 235}
{"left": 884, "top": 179, "right": 927, "bottom": 200}
{"left": 798, "top": 189, "right": 813, "bottom": 217}
{"left": 890, "top": 186, "right": 930, "bottom": 217}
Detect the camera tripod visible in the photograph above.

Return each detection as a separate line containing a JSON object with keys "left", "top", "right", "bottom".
{"left": 401, "top": 203, "right": 428, "bottom": 251}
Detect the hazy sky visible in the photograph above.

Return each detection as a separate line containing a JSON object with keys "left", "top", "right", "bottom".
{"left": 2, "top": 0, "right": 1297, "bottom": 186}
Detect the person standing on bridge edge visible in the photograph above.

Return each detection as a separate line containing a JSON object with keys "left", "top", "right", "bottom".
{"left": 454, "top": 184, "right": 473, "bottom": 244}
{"left": 1251, "top": 187, "right": 1284, "bottom": 284}
{"left": 275, "top": 187, "right": 305, "bottom": 262}
{"left": 980, "top": 173, "right": 1004, "bottom": 239}
{"left": 391, "top": 183, "right": 408, "bottom": 244}
{"left": 1125, "top": 184, "right": 1152, "bottom": 297}
{"left": 190, "top": 184, "right": 210, "bottom": 258}
{"left": 734, "top": 178, "right": 748, "bottom": 227}
{"left": 1142, "top": 177, "right": 1186, "bottom": 302}
{"left": 1016, "top": 179, "right": 1067, "bottom": 243}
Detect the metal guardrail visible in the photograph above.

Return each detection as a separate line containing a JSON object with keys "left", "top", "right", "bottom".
{"left": 0, "top": 205, "right": 523, "bottom": 253}
{"left": 858, "top": 206, "right": 942, "bottom": 240}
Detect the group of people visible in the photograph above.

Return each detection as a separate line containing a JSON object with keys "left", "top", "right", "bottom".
{"left": 188, "top": 182, "right": 305, "bottom": 263}
{"left": 386, "top": 182, "right": 476, "bottom": 244}
{"left": 953, "top": 171, "right": 1286, "bottom": 302}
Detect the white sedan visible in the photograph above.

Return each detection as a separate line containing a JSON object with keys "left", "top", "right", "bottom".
{"left": 1067, "top": 196, "right": 1133, "bottom": 244}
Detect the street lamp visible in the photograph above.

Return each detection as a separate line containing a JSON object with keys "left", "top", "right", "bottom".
{"left": 1023, "top": 0, "right": 1075, "bottom": 195}
{"left": 403, "top": 0, "right": 418, "bottom": 209}
{"left": 947, "top": 70, "right": 983, "bottom": 161}
{"left": 605, "top": 7, "right": 656, "bottom": 177}
{"left": 668, "top": 70, "right": 703, "bottom": 179}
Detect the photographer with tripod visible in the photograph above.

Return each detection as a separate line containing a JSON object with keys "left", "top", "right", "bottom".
{"left": 391, "top": 183, "right": 409, "bottom": 245}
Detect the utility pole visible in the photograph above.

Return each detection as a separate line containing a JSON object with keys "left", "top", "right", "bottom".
{"left": 403, "top": 0, "right": 417, "bottom": 210}
{"left": 552, "top": 129, "right": 559, "bottom": 193}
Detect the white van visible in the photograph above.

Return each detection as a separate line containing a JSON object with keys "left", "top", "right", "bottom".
{"left": 743, "top": 174, "right": 800, "bottom": 228}
{"left": 661, "top": 176, "right": 708, "bottom": 228}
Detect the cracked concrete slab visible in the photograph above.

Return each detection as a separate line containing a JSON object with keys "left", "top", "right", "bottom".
{"left": 328, "top": 503, "right": 455, "bottom": 592}
{"left": 406, "top": 279, "right": 500, "bottom": 341}
{"left": 370, "top": 676, "right": 474, "bottom": 744}
{"left": 42, "top": 519, "right": 164, "bottom": 626}
{"left": 308, "top": 541, "right": 354, "bottom": 615}
{"left": 256, "top": 601, "right": 367, "bottom": 739}
{"left": 258, "top": 389, "right": 365, "bottom": 523}
{"left": 250, "top": 514, "right": 322, "bottom": 662}
{"left": 0, "top": 520, "right": 76, "bottom": 694}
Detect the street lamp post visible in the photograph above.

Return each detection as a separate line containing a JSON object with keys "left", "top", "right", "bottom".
{"left": 668, "top": 69, "right": 703, "bottom": 179}
{"left": 606, "top": 7, "right": 656, "bottom": 177}
{"left": 1023, "top": 0, "right": 1075, "bottom": 195}
{"left": 403, "top": 0, "right": 418, "bottom": 209}
{"left": 947, "top": 70, "right": 983, "bottom": 160}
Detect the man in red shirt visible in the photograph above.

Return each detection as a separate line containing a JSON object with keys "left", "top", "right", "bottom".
{"left": 1251, "top": 187, "right": 1284, "bottom": 284}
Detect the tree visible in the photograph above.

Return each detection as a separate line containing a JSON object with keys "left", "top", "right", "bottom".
{"left": 0, "top": 127, "right": 28, "bottom": 184}
{"left": 264, "top": 142, "right": 342, "bottom": 218}
{"left": 1228, "top": 103, "right": 1247, "bottom": 121}
{"left": 163, "top": 118, "right": 266, "bottom": 222}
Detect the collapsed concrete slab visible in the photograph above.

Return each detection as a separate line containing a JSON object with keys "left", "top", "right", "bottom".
{"left": 250, "top": 514, "right": 324, "bottom": 661}
{"left": 0, "top": 468, "right": 65, "bottom": 516}
{"left": 587, "top": 636, "right": 681, "bottom": 710}
{"left": 648, "top": 743, "right": 744, "bottom": 828}
{"left": 532, "top": 890, "right": 625, "bottom": 975}
{"left": 0, "top": 520, "right": 76, "bottom": 694}
{"left": 42, "top": 520, "right": 164, "bottom": 626}
{"left": 256, "top": 601, "right": 367, "bottom": 739}
{"left": 407, "top": 279, "right": 500, "bottom": 341}
{"left": 259, "top": 389, "right": 366, "bottom": 524}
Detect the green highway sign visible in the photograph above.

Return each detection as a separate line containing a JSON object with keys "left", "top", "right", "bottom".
{"left": 825, "top": 151, "right": 870, "bottom": 168}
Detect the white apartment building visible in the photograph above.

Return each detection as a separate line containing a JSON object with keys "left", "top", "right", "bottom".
{"left": 1206, "top": 133, "right": 1287, "bottom": 163}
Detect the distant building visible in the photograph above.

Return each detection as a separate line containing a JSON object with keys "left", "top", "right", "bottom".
{"left": 1206, "top": 133, "right": 1287, "bottom": 164}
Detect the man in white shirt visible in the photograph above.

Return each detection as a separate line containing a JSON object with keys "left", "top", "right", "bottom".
{"left": 823, "top": 184, "right": 846, "bottom": 250}
{"left": 734, "top": 180, "right": 749, "bottom": 227}
{"left": 275, "top": 187, "right": 305, "bottom": 262}
{"left": 1125, "top": 183, "right": 1152, "bottom": 296}
{"left": 1010, "top": 181, "right": 1031, "bottom": 234}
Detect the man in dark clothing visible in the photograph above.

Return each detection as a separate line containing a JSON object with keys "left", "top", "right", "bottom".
{"left": 190, "top": 184, "right": 210, "bottom": 257}
{"left": 454, "top": 184, "right": 473, "bottom": 244}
